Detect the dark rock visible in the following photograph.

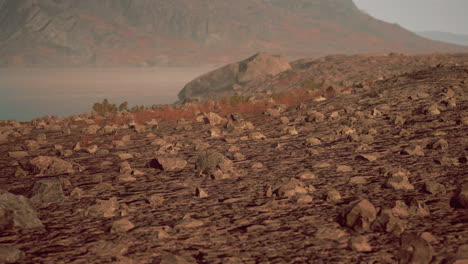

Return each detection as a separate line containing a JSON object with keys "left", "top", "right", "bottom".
{"left": 29, "top": 178, "right": 65, "bottom": 204}
{"left": 0, "top": 191, "right": 43, "bottom": 230}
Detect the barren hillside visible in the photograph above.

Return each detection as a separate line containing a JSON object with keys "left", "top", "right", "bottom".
{"left": 0, "top": 0, "right": 467, "bottom": 66}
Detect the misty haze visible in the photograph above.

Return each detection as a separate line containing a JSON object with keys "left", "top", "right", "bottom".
{"left": 0, "top": 66, "right": 215, "bottom": 120}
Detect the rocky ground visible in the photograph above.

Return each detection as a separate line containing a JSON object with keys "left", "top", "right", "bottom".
{"left": 0, "top": 64, "right": 467, "bottom": 263}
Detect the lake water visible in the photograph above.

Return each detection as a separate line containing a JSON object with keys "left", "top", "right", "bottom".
{"left": 0, "top": 66, "right": 215, "bottom": 121}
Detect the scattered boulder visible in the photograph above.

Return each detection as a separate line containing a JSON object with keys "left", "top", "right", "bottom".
{"left": 249, "top": 132, "right": 266, "bottom": 140}
{"left": 8, "top": 151, "right": 29, "bottom": 159}
{"left": 81, "top": 125, "right": 100, "bottom": 135}
{"left": 372, "top": 209, "right": 407, "bottom": 236}
{"left": 401, "top": 145, "right": 425, "bottom": 156}
{"left": 0, "top": 245, "right": 25, "bottom": 264}
{"left": 408, "top": 199, "right": 430, "bottom": 217}
{"left": 28, "top": 178, "right": 65, "bottom": 204}
{"left": 453, "top": 182, "right": 468, "bottom": 208}
{"left": 424, "top": 181, "right": 446, "bottom": 195}
{"left": 340, "top": 199, "right": 377, "bottom": 232}
{"left": 274, "top": 178, "right": 310, "bottom": 198}
{"left": 203, "top": 112, "right": 226, "bottom": 126}
{"left": 195, "top": 151, "right": 235, "bottom": 179}
{"left": 110, "top": 218, "right": 135, "bottom": 233}
{"left": 305, "top": 137, "right": 322, "bottom": 146}
{"left": 349, "top": 236, "right": 372, "bottom": 252}
{"left": 385, "top": 169, "right": 414, "bottom": 190}
{"left": 0, "top": 190, "right": 43, "bottom": 229}
{"left": 326, "top": 189, "right": 342, "bottom": 203}
{"left": 85, "top": 197, "right": 119, "bottom": 218}
{"left": 24, "top": 140, "right": 40, "bottom": 151}
{"left": 149, "top": 157, "right": 187, "bottom": 171}
{"left": 29, "top": 156, "right": 75, "bottom": 175}
{"left": 88, "top": 240, "right": 128, "bottom": 258}
{"left": 195, "top": 187, "right": 208, "bottom": 198}
{"left": 399, "top": 232, "right": 433, "bottom": 264}
{"left": 146, "top": 194, "right": 164, "bottom": 208}
{"left": 429, "top": 138, "right": 448, "bottom": 150}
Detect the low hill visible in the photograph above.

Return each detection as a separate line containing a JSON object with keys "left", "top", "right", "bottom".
{"left": 0, "top": 0, "right": 467, "bottom": 66}
{"left": 416, "top": 31, "right": 468, "bottom": 47}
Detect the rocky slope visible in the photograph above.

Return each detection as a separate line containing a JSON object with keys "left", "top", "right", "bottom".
{"left": 179, "top": 52, "right": 468, "bottom": 101}
{"left": 0, "top": 63, "right": 467, "bottom": 263}
{"left": 1, "top": 0, "right": 467, "bottom": 66}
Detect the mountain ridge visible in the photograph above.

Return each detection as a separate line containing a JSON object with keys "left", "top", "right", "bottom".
{"left": 0, "top": 0, "right": 467, "bottom": 67}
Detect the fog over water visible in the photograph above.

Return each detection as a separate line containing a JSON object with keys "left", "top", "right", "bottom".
{"left": 0, "top": 66, "right": 215, "bottom": 121}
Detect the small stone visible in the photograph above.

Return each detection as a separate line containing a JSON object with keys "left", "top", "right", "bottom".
{"left": 424, "top": 181, "right": 446, "bottom": 195}
{"left": 298, "top": 171, "right": 316, "bottom": 179}
{"left": 373, "top": 209, "right": 407, "bottom": 236}
{"left": 233, "top": 152, "right": 245, "bottom": 161}
{"left": 118, "top": 153, "right": 133, "bottom": 160}
{"left": 391, "top": 200, "right": 409, "bottom": 218}
{"left": 341, "top": 199, "right": 377, "bottom": 232}
{"left": 0, "top": 245, "right": 25, "bottom": 263}
{"left": 428, "top": 138, "right": 448, "bottom": 151}
{"left": 386, "top": 171, "right": 414, "bottom": 190}
{"left": 305, "top": 137, "right": 322, "bottom": 146}
{"left": 349, "top": 236, "right": 372, "bottom": 252}
{"left": 149, "top": 157, "right": 187, "bottom": 171}
{"left": 88, "top": 240, "right": 128, "bottom": 258}
{"left": 425, "top": 104, "right": 440, "bottom": 116}
{"left": 29, "top": 178, "right": 64, "bottom": 204}
{"left": 0, "top": 191, "right": 43, "bottom": 229}
{"left": 394, "top": 115, "right": 406, "bottom": 126}
{"left": 14, "top": 167, "right": 28, "bottom": 177}
{"left": 24, "top": 140, "right": 40, "bottom": 151}
{"left": 355, "top": 154, "right": 378, "bottom": 162}
{"left": 8, "top": 151, "right": 29, "bottom": 159}
{"left": 95, "top": 149, "right": 109, "bottom": 156}
{"left": 408, "top": 199, "right": 430, "bottom": 217}
{"left": 420, "top": 232, "right": 437, "bottom": 243}
{"left": 285, "top": 126, "right": 298, "bottom": 135}
{"left": 251, "top": 162, "right": 264, "bottom": 169}
{"left": 295, "top": 194, "right": 313, "bottom": 204}
{"left": 452, "top": 182, "right": 468, "bottom": 209}
{"left": 274, "top": 178, "right": 308, "bottom": 198}
{"left": 111, "top": 218, "right": 135, "bottom": 233}
{"left": 195, "top": 187, "right": 208, "bottom": 198}
{"left": 85, "top": 197, "right": 119, "bottom": 218}
{"left": 249, "top": 132, "right": 266, "bottom": 140}
{"left": 280, "top": 117, "right": 290, "bottom": 124}
{"left": 456, "top": 244, "right": 468, "bottom": 260}
{"left": 336, "top": 165, "right": 353, "bottom": 172}
{"left": 147, "top": 194, "right": 164, "bottom": 208}
{"left": 399, "top": 232, "right": 433, "bottom": 264}
{"left": 119, "top": 161, "right": 132, "bottom": 174}
{"left": 401, "top": 145, "right": 425, "bottom": 156}
{"left": 70, "top": 187, "right": 85, "bottom": 200}
{"left": 349, "top": 176, "right": 368, "bottom": 185}
{"left": 85, "top": 145, "right": 98, "bottom": 154}
{"left": 326, "top": 189, "right": 341, "bottom": 202}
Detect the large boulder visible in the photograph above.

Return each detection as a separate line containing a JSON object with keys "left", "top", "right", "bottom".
{"left": 178, "top": 52, "right": 291, "bottom": 101}
{"left": 0, "top": 190, "right": 43, "bottom": 230}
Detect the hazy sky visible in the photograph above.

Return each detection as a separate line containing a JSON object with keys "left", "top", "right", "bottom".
{"left": 353, "top": 0, "right": 468, "bottom": 35}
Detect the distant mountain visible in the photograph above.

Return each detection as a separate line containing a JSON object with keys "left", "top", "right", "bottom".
{"left": 416, "top": 31, "right": 468, "bottom": 47}
{"left": 0, "top": 0, "right": 467, "bottom": 67}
